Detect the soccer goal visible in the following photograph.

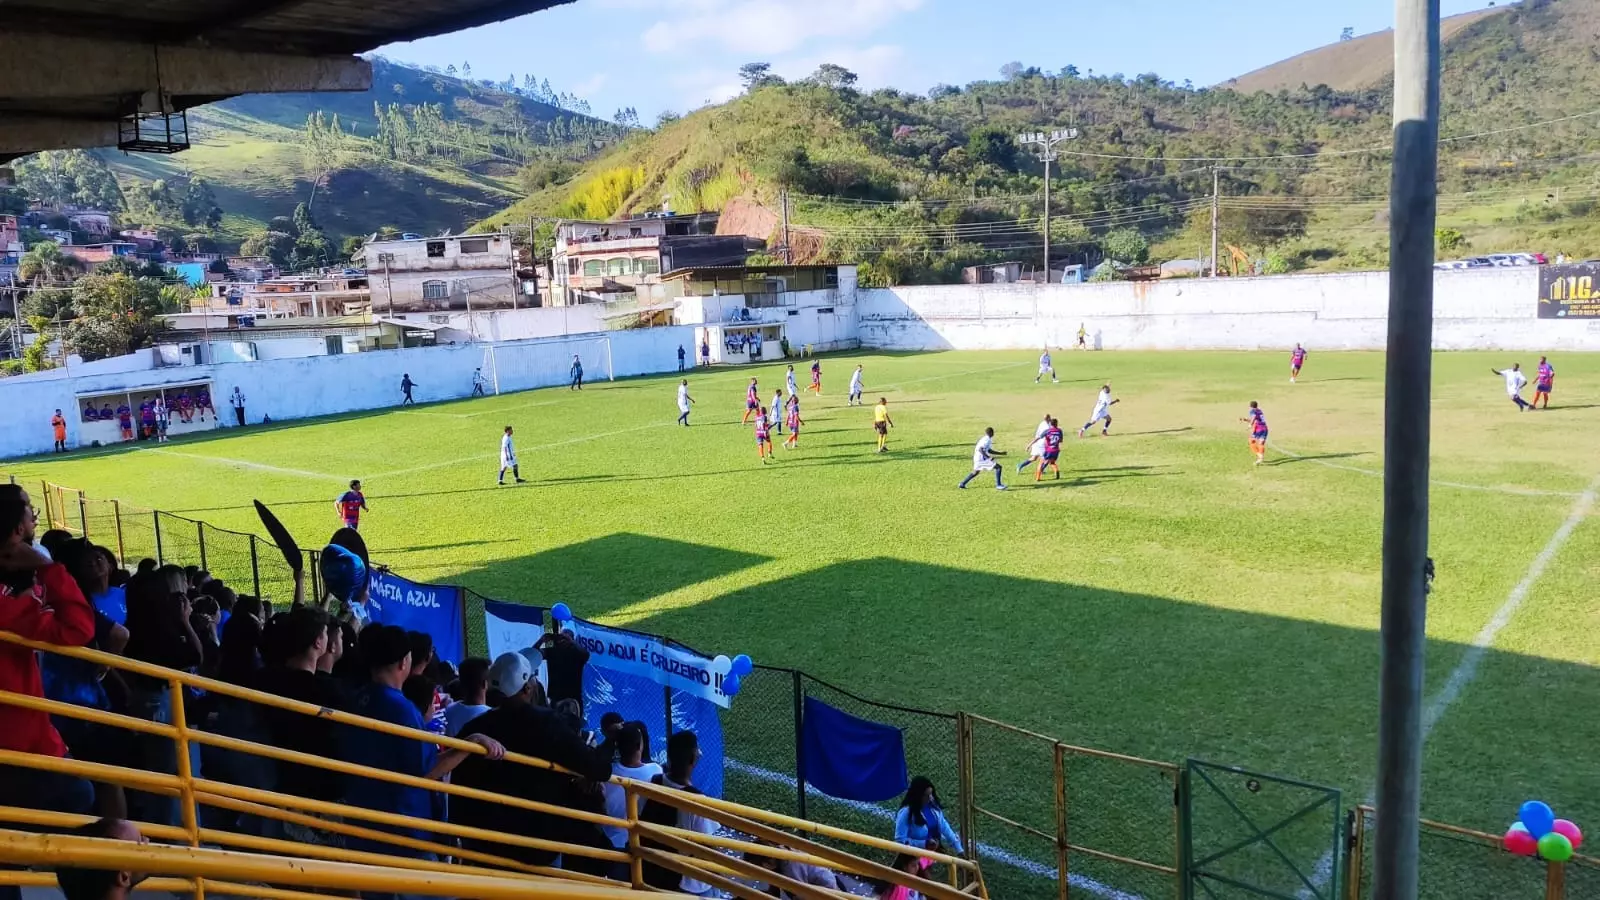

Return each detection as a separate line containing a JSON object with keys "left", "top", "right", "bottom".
{"left": 481, "top": 336, "right": 614, "bottom": 394}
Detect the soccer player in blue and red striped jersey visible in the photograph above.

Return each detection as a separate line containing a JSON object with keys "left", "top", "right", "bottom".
{"left": 755, "top": 407, "right": 774, "bottom": 462}
{"left": 1534, "top": 356, "right": 1555, "bottom": 409}
{"left": 742, "top": 378, "right": 760, "bottom": 424}
{"left": 1036, "top": 418, "right": 1065, "bottom": 481}
{"left": 1290, "top": 344, "right": 1306, "bottom": 383}
{"left": 336, "top": 480, "right": 368, "bottom": 530}
{"left": 1242, "top": 402, "right": 1269, "bottom": 466}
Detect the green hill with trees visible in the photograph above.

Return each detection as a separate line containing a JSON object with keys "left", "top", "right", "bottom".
{"left": 485, "top": 0, "right": 1600, "bottom": 282}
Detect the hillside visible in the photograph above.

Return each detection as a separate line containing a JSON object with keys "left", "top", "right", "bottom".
{"left": 101, "top": 57, "right": 624, "bottom": 242}
{"left": 1225, "top": 6, "right": 1510, "bottom": 93}
{"left": 483, "top": 0, "right": 1600, "bottom": 282}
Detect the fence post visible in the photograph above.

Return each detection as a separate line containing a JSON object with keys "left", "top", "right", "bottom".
{"left": 39, "top": 481, "right": 52, "bottom": 530}
{"left": 1054, "top": 742, "right": 1068, "bottom": 900}
{"left": 792, "top": 669, "right": 807, "bottom": 819}
{"left": 249, "top": 536, "right": 262, "bottom": 598}
{"left": 154, "top": 511, "right": 164, "bottom": 563}
{"left": 1345, "top": 810, "right": 1365, "bottom": 900}
{"left": 626, "top": 787, "right": 644, "bottom": 889}
{"left": 663, "top": 684, "right": 674, "bottom": 744}
{"left": 956, "top": 711, "right": 976, "bottom": 864}
{"left": 1177, "top": 765, "right": 1192, "bottom": 900}
{"left": 77, "top": 489, "right": 87, "bottom": 537}
{"left": 112, "top": 499, "right": 126, "bottom": 564}
{"left": 1546, "top": 861, "right": 1565, "bottom": 900}
{"left": 197, "top": 521, "right": 208, "bottom": 570}
{"left": 167, "top": 677, "right": 204, "bottom": 900}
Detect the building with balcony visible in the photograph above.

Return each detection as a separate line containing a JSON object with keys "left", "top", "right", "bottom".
{"left": 196, "top": 273, "right": 371, "bottom": 317}
{"left": 639, "top": 264, "right": 859, "bottom": 364}
{"left": 353, "top": 232, "right": 517, "bottom": 313}
{"left": 550, "top": 213, "right": 759, "bottom": 305}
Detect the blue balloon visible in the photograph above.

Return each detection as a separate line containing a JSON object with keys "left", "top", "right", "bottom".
{"left": 1520, "top": 801, "right": 1556, "bottom": 838}
{"left": 551, "top": 602, "right": 572, "bottom": 622}
{"left": 731, "top": 654, "right": 754, "bottom": 676}
{"left": 722, "top": 674, "right": 742, "bottom": 696}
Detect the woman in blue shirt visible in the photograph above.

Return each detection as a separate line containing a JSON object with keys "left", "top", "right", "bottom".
{"left": 894, "top": 776, "right": 964, "bottom": 855}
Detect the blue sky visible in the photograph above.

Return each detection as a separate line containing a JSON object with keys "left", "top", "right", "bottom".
{"left": 381, "top": 0, "right": 1498, "bottom": 122}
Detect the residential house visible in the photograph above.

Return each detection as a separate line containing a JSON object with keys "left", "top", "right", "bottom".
{"left": 353, "top": 232, "right": 517, "bottom": 312}
{"left": 0, "top": 215, "right": 20, "bottom": 268}
{"left": 550, "top": 213, "right": 759, "bottom": 305}
{"left": 116, "top": 229, "right": 167, "bottom": 260}
{"left": 224, "top": 256, "right": 278, "bottom": 281}
{"left": 64, "top": 209, "right": 113, "bottom": 237}
{"left": 197, "top": 272, "right": 370, "bottom": 317}
{"left": 639, "top": 264, "right": 858, "bottom": 364}
{"left": 61, "top": 242, "right": 137, "bottom": 266}
{"left": 161, "top": 313, "right": 429, "bottom": 362}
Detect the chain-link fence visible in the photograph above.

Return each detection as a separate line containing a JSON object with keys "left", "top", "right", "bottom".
{"left": 1349, "top": 806, "right": 1599, "bottom": 900}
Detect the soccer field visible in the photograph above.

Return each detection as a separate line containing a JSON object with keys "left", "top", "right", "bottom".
{"left": 8, "top": 349, "right": 1600, "bottom": 873}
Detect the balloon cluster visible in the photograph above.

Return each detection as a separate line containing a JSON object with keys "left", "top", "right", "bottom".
{"left": 714, "top": 653, "right": 755, "bottom": 696}
{"left": 1504, "top": 801, "right": 1582, "bottom": 863}
{"left": 551, "top": 602, "right": 573, "bottom": 623}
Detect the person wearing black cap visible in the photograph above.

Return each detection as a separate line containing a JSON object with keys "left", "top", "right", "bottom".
{"left": 340, "top": 625, "right": 503, "bottom": 862}
{"left": 450, "top": 651, "right": 616, "bottom": 871}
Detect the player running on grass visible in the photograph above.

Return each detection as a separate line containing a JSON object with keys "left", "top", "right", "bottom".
{"left": 1036, "top": 348, "right": 1058, "bottom": 384}
{"left": 958, "top": 427, "right": 1008, "bottom": 491}
{"left": 1017, "top": 413, "right": 1054, "bottom": 473}
{"left": 809, "top": 360, "right": 822, "bottom": 395}
{"left": 848, "top": 365, "right": 864, "bottom": 406}
{"left": 1079, "top": 385, "right": 1119, "bottom": 437}
{"left": 1492, "top": 364, "right": 1531, "bottom": 411}
{"left": 784, "top": 395, "right": 804, "bottom": 449}
{"left": 873, "top": 398, "right": 894, "bottom": 453}
{"left": 336, "top": 480, "right": 368, "bottom": 530}
{"left": 786, "top": 365, "right": 799, "bottom": 398}
{"left": 676, "top": 380, "right": 695, "bottom": 426}
{"left": 742, "top": 378, "right": 760, "bottom": 424}
{"left": 755, "top": 407, "right": 774, "bottom": 463}
{"left": 1241, "top": 401, "right": 1269, "bottom": 466}
{"left": 1533, "top": 356, "right": 1555, "bottom": 409}
{"left": 1290, "top": 344, "right": 1307, "bottom": 383}
{"left": 771, "top": 388, "right": 786, "bottom": 434}
{"left": 1036, "top": 418, "right": 1065, "bottom": 482}
{"left": 499, "top": 426, "right": 526, "bottom": 485}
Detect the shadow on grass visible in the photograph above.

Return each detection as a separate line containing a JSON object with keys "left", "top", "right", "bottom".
{"left": 1268, "top": 451, "right": 1372, "bottom": 466}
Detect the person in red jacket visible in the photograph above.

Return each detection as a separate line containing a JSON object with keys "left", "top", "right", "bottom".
{"left": 0, "top": 484, "right": 97, "bottom": 845}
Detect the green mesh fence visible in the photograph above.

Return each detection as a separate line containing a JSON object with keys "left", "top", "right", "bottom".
{"left": 116, "top": 504, "right": 160, "bottom": 568}
{"left": 154, "top": 511, "right": 202, "bottom": 571}
{"left": 1185, "top": 760, "right": 1341, "bottom": 900}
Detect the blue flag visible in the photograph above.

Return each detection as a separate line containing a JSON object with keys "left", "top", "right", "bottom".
{"left": 366, "top": 570, "right": 466, "bottom": 664}
{"left": 800, "top": 696, "right": 908, "bottom": 802}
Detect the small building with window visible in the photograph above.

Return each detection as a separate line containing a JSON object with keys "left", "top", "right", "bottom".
{"left": 352, "top": 233, "right": 517, "bottom": 312}
{"left": 645, "top": 264, "right": 859, "bottom": 364}
{"left": 550, "top": 213, "right": 759, "bottom": 305}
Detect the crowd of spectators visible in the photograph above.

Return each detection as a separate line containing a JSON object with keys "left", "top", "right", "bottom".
{"left": 0, "top": 483, "right": 953, "bottom": 900}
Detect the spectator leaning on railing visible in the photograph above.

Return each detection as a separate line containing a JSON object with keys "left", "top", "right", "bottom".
{"left": 120, "top": 564, "right": 205, "bottom": 827}
{"left": 0, "top": 483, "right": 98, "bottom": 900}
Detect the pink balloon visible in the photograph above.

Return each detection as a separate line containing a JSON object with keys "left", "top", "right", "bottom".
{"left": 1505, "top": 826, "right": 1539, "bottom": 857}
{"left": 1553, "top": 819, "right": 1584, "bottom": 850}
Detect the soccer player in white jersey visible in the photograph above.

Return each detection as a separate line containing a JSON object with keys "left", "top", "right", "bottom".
{"left": 1079, "top": 384, "right": 1119, "bottom": 437}
{"left": 958, "top": 427, "right": 1008, "bottom": 490}
{"left": 498, "top": 426, "right": 526, "bottom": 485}
{"left": 786, "top": 365, "right": 799, "bottom": 398}
{"left": 1036, "top": 348, "right": 1058, "bottom": 384}
{"left": 1017, "top": 413, "right": 1054, "bottom": 473}
{"left": 1492, "top": 363, "right": 1531, "bottom": 410}
{"left": 848, "top": 365, "right": 864, "bottom": 406}
{"left": 676, "top": 380, "right": 695, "bottom": 426}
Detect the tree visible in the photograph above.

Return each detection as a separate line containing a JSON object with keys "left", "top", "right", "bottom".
{"left": 241, "top": 230, "right": 294, "bottom": 267}
{"left": 63, "top": 315, "right": 129, "bottom": 362}
{"left": 656, "top": 110, "right": 681, "bottom": 128}
{"left": 1436, "top": 227, "right": 1467, "bottom": 254}
{"left": 1062, "top": 65, "right": 1080, "bottom": 79}
{"left": 183, "top": 233, "right": 218, "bottom": 255}
{"left": 22, "top": 316, "right": 52, "bottom": 373}
{"left": 1101, "top": 228, "right": 1150, "bottom": 264}
{"left": 1000, "top": 61, "right": 1025, "bottom": 80}
{"left": 67, "top": 272, "right": 169, "bottom": 360}
{"left": 966, "top": 127, "right": 1017, "bottom": 170}
{"left": 738, "top": 62, "right": 781, "bottom": 91}
{"left": 17, "top": 241, "right": 82, "bottom": 286}
{"left": 810, "top": 63, "right": 859, "bottom": 90}
{"left": 179, "top": 176, "right": 223, "bottom": 228}
{"left": 13, "top": 151, "right": 124, "bottom": 211}
{"left": 1340, "top": 26, "right": 1355, "bottom": 41}
{"left": 19, "top": 288, "right": 72, "bottom": 321}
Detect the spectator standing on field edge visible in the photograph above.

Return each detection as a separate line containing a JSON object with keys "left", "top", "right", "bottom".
{"left": 0, "top": 483, "right": 98, "bottom": 876}
{"left": 570, "top": 355, "right": 584, "bottom": 390}
{"left": 700, "top": 338, "right": 711, "bottom": 367}
{"left": 52, "top": 409, "right": 67, "bottom": 452}
{"left": 230, "top": 387, "right": 246, "bottom": 426}
{"left": 677, "top": 344, "right": 686, "bottom": 372}
{"left": 400, "top": 374, "right": 417, "bottom": 405}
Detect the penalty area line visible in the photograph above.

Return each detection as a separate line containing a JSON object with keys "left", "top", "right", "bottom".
{"left": 1269, "top": 445, "right": 1581, "bottom": 498}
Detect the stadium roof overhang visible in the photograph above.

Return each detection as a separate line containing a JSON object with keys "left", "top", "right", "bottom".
{"left": 0, "top": 0, "right": 574, "bottom": 162}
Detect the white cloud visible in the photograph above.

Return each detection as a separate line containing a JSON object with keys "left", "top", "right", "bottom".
{"left": 640, "top": 0, "right": 923, "bottom": 56}
{"left": 572, "top": 73, "right": 610, "bottom": 97}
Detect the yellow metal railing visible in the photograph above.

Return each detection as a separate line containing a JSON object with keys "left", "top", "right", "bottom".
{"left": 0, "top": 629, "right": 987, "bottom": 900}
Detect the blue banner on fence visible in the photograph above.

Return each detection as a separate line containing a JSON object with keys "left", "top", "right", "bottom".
{"left": 568, "top": 618, "right": 734, "bottom": 709}
{"left": 584, "top": 666, "right": 724, "bottom": 799}
{"left": 799, "top": 695, "right": 907, "bottom": 802}
{"left": 483, "top": 601, "right": 545, "bottom": 660}
{"left": 367, "top": 570, "right": 466, "bottom": 664}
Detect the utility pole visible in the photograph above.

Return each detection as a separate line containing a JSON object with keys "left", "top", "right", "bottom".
{"left": 1015, "top": 128, "right": 1080, "bottom": 282}
{"left": 1210, "top": 167, "right": 1221, "bottom": 278}
{"left": 1375, "top": 1, "right": 1439, "bottom": 899}
{"left": 780, "top": 188, "right": 791, "bottom": 264}
{"left": 378, "top": 253, "right": 395, "bottom": 316}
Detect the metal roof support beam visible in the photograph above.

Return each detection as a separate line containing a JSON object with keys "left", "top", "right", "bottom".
{"left": 0, "top": 33, "right": 371, "bottom": 101}
{"left": 0, "top": 117, "right": 120, "bottom": 156}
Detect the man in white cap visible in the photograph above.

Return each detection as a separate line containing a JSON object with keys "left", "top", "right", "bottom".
{"left": 450, "top": 651, "right": 617, "bottom": 872}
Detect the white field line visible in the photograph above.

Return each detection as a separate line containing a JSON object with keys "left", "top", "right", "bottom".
{"left": 1298, "top": 471, "right": 1600, "bottom": 898}
{"left": 723, "top": 759, "right": 1146, "bottom": 900}
{"left": 371, "top": 422, "right": 673, "bottom": 479}
{"left": 1270, "top": 444, "right": 1581, "bottom": 498}
{"left": 144, "top": 448, "right": 345, "bottom": 482}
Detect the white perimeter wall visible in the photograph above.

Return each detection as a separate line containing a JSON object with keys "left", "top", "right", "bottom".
{"left": 0, "top": 327, "right": 695, "bottom": 460}
{"left": 859, "top": 268, "right": 1597, "bottom": 351}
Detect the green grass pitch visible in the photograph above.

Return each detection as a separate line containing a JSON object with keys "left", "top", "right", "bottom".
{"left": 8, "top": 349, "right": 1599, "bottom": 893}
